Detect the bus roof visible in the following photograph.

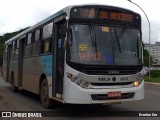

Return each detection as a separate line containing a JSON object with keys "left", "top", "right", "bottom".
{"left": 5, "top": 4, "right": 140, "bottom": 44}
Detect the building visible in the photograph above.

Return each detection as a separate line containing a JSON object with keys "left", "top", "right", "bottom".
{"left": 144, "top": 42, "right": 160, "bottom": 65}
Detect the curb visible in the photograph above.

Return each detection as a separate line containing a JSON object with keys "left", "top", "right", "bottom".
{"left": 145, "top": 82, "right": 160, "bottom": 85}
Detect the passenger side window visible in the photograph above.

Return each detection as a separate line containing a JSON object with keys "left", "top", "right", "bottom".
{"left": 4, "top": 45, "right": 8, "bottom": 53}
{"left": 27, "top": 33, "right": 32, "bottom": 45}
{"left": 3, "top": 45, "right": 8, "bottom": 67}
{"left": 43, "top": 22, "right": 53, "bottom": 39}
{"left": 25, "top": 33, "right": 32, "bottom": 57}
{"left": 32, "top": 29, "right": 41, "bottom": 56}
{"left": 41, "top": 22, "right": 53, "bottom": 54}
{"left": 11, "top": 41, "right": 16, "bottom": 59}
{"left": 41, "top": 39, "right": 51, "bottom": 54}
{"left": 15, "top": 39, "right": 19, "bottom": 59}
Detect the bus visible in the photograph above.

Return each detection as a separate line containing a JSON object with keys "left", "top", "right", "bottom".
{"left": 2, "top": 4, "right": 144, "bottom": 108}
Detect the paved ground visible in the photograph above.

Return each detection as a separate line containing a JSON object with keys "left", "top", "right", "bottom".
{"left": 0, "top": 77, "right": 160, "bottom": 120}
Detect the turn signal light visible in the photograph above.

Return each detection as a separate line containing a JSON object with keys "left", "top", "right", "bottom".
{"left": 133, "top": 81, "right": 139, "bottom": 87}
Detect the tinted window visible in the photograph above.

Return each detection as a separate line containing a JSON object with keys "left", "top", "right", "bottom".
{"left": 35, "top": 29, "right": 40, "bottom": 41}
{"left": 5, "top": 45, "right": 7, "bottom": 52}
{"left": 12, "top": 41, "right": 15, "bottom": 50}
{"left": 17, "top": 39, "right": 19, "bottom": 48}
{"left": 41, "top": 39, "right": 51, "bottom": 54}
{"left": 25, "top": 33, "right": 32, "bottom": 57}
{"left": 25, "top": 45, "right": 32, "bottom": 57}
{"left": 68, "top": 24, "right": 142, "bottom": 65}
{"left": 27, "top": 33, "right": 32, "bottom": 45}
{"left": 43, "top": 23, "right": 53, "bottom": 39}
{"left": 32, "top": 29, "right": 41, "bottom": 56}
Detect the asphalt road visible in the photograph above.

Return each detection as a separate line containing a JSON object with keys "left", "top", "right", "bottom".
{"left": 0, "top": 77, "right": 160, "bottom": 120}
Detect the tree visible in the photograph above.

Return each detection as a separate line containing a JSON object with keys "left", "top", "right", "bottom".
{"left": 143, "top": 42, "right": 153, "bottom": 67}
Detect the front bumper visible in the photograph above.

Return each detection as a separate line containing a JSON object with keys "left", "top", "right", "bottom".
{"left": 64, "top": 80, "right": 144, "bottom": 104}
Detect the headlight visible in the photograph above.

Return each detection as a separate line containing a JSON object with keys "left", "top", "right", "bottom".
{"left": 76, "top": 79, "right": 83, "bottom": 85}
{"left": 71, "top": 76, "right": 77, "bottom": 82}
{"left": 81, "top": 82, "right": 90, "bottom": 88}
{"left": 67, "top": 73, "right": 90, "bottom": 88}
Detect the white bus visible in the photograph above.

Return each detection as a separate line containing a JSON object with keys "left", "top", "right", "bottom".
{"left": 3, "top": 4, "right": 144, "bottom": 108}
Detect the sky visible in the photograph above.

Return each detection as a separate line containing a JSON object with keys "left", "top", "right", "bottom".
{"left": 0, "top": 0, "right": 159, "bottom": 44}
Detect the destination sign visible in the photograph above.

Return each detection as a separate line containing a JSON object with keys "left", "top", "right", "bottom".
{"left": 71, "top": 7, "right": 137, "bottom": 22}
{"left": 98, "top": 11, "right": 133, "bottom": 22}
{"left": 80, "top": 8, "right": 96, "bottom": 18}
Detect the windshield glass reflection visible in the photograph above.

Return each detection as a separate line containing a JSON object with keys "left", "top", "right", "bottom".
{"left": 67, "top": 24, "right": 142, "bottom": 65}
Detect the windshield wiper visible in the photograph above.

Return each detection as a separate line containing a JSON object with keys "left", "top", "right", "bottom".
{"left": 89, "top": 24, "right": 94, "bottom": 47}
{"left": 114, "top": 29, "right": 121, "bottom": 53}
{"left": 90, "top": 23, "right": 98, "bottom": 54}
{"left": 118, "top": 25, "right": 128, "bottom": 39}
{"left": 113, "top": 25, "right": 128, "bottom": 53}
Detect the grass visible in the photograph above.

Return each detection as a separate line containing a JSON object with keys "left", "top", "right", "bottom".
{"left": 144, "top": 76, "right": 160, "bottom": 83}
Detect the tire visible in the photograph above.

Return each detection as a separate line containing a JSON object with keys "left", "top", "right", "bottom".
{"left": 40, "top": 78, "right": 54, "bottom": 108}
{"left": 11, "top": 74, "right": 18, "bottom": 92}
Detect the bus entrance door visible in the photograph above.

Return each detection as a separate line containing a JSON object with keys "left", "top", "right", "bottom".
{"left": 18, "top": 37, "right": 25, "bottom": 88}
{"left": 54, "top": 20, "right": 66, "bottom": 99}
{"left": 6, "top": 44, "right": 12, "bottom": 83}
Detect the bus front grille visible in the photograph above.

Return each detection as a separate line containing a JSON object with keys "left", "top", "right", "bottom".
{"left": 83, "top": 66, "right": 142, "bottom": 75}
{"left": 90, "top": 82, "right": 133, "bottom": 86}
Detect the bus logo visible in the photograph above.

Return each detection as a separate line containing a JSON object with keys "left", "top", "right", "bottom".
{"left": 108, "top": 70, "right": 119, "bottom": 74}
{"left": 98, "top": 77, "right": 110, "bottom": 81}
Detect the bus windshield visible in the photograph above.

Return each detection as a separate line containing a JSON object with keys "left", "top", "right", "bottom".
{"left": 67, "top": 24, "right": 142, "bottom": 65}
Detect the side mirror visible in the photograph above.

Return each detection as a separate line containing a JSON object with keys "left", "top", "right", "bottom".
{"left": 68, "top": 29, "right": 72, "bottom": 47}
{"left": 63, "top": 36, "right": 67, "bottom": 49}
{"left": 63, "top": 28, "right": 72, "bottom": 49}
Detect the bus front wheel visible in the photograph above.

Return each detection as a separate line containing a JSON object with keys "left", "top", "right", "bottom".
{"left": 40, "top": 78, "right": 53, "bottom": 108}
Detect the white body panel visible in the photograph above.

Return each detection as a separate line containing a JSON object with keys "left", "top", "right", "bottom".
{"left": 63, "top": 64, "right": 144, "bottom": 104}
{"left": 64, "top": 78, "right": 144, "bottom": 104}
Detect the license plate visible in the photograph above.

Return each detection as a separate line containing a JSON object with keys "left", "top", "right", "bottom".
{"left": 108, "top": 91, "right": 121, "bottom": 98}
